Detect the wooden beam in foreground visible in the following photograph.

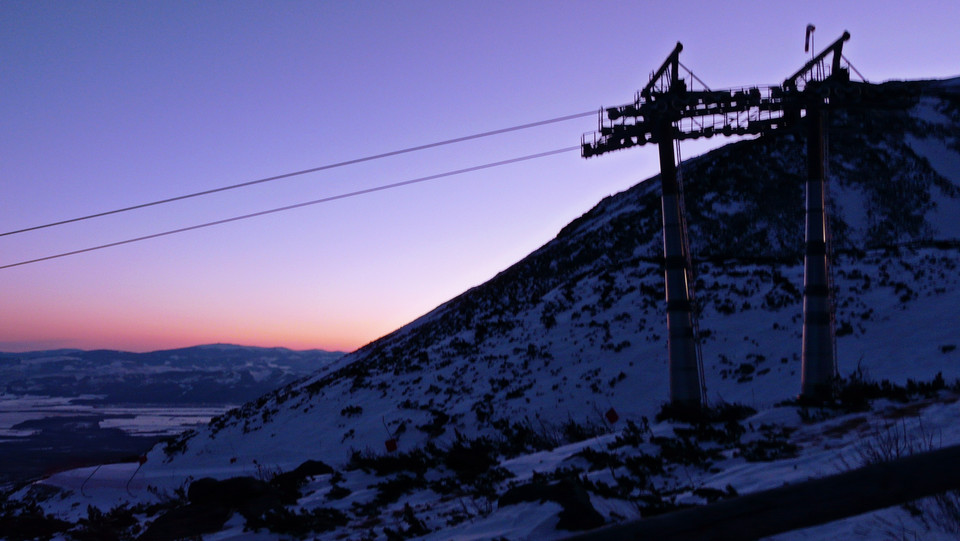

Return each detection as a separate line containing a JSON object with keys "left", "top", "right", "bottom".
{"left": 562, "top": 443, "right": 960, "bottom": 541}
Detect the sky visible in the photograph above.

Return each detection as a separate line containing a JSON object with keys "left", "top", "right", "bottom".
{"left": 2, "top": 1, "right": 958, "bottom": 354}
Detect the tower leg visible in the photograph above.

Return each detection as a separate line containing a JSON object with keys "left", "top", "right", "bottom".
{"left": 657, "top": 130, "right": 703, "bottom": 409}
{"left": 801, "top": 107, "right": 837, "bottom": 400}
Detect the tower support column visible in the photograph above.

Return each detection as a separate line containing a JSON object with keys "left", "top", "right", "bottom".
{"left": 800, "top": 106, "right": 837, "bottom": 399}
{"left": 657, "top": 124, "right": 703, "bottom": 409}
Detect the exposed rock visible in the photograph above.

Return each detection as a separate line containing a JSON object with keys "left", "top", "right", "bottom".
{"left": 499, "top": 477, "right": 605, "bottom": 531}
{"left": 137, "top": 503, "right": 232, "bottom": 541}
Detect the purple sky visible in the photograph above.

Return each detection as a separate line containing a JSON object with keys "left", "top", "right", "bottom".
{"left": 2, "top": 1, "right": 958, "bottom": 353}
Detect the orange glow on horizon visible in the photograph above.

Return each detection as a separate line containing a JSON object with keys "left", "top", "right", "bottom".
{"left": 0, "top": 301, "right": 400, "bottom": 353}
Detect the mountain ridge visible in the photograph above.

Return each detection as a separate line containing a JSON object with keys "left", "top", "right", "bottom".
{"left": 0, "top": 344, "right": 344, "bottom": 405}
{"left": 0, "top": 343, "right": 344, "bottom": 358}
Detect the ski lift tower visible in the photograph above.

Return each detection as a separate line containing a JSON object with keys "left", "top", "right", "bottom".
{"left": 583, "top": 43, "right": 706, "bottom": 411}
{"left": 582, "top": 32, "right": 861, "bottom": 406}
{"left": 782, "top": 32, "right": 851, "bottom": 400}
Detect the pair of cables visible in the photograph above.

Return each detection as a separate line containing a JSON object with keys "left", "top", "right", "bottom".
{"left": 1, "top": 111, "right": 594, "bottom": 270}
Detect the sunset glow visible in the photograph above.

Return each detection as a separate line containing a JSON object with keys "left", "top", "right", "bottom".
{"left": 2, "top": 1, "right": 958, "bottom": 353}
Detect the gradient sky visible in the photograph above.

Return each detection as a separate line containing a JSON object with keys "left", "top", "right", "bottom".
{"left": 2, "top": 1, "right": 958, "bottom": 353}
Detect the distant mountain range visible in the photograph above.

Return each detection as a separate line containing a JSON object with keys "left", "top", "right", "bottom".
{"left": 0, "top": 345, "right": 344, "bottom": 404}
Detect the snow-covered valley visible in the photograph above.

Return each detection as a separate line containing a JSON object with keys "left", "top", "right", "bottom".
{"left": 0, "top": 346, "right": 342, "bottom": 490}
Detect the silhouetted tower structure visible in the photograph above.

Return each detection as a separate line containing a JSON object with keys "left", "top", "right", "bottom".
{"left": 652, "top": 44, "right": 705, "bottom": 409}
{"left": 781, "top": 32, "right": 851, "bottom": 399}
{"left": 584, "top": 43, "right": 706, "bottom": 410}
{"left": 583, "top": 32, "right": 871, "bottom": 405}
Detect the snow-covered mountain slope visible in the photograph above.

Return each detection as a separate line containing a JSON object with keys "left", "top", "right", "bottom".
{"left": 8, "top": 77, "right": 960, "bottom": 540}
{"left": 151, "top": 79, "right": 959, "bottom": 469}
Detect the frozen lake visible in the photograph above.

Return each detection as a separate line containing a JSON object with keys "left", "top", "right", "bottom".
{"left": 0, "top": 394, "right": 233, "bottom": 489}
